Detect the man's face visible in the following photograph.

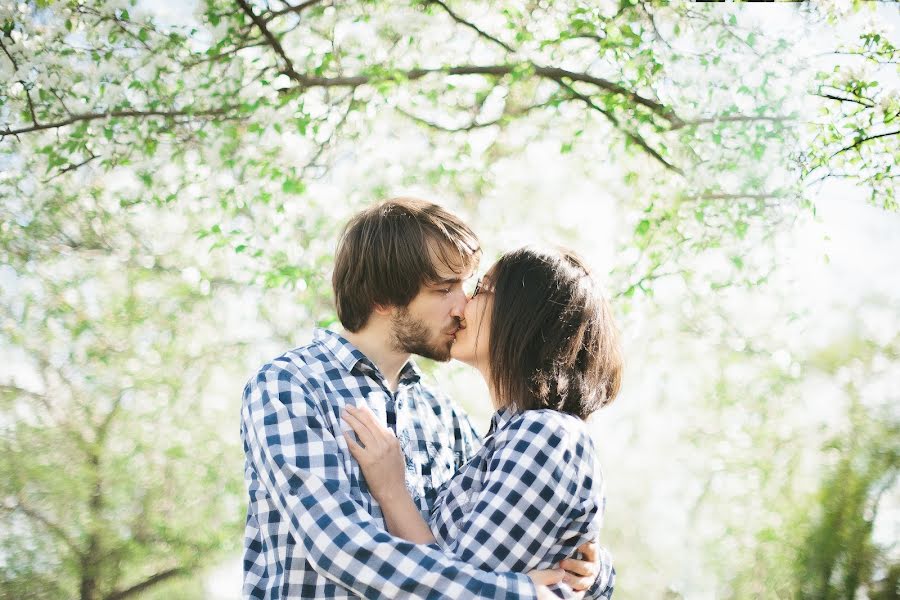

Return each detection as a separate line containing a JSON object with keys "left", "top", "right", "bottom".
{"left": 389, "top": 267, "right": 471, "bottom": 362}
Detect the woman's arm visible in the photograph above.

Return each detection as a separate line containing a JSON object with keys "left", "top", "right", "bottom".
{"left": 343, "top": 405, "right": 609, "bottom": 597}
{"left": 341, "top": 405, "right": 436, "bottom": 544}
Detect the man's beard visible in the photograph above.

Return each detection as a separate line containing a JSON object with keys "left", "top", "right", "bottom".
{"left": 390, "top": 308, "right": 456, "bottom": 362}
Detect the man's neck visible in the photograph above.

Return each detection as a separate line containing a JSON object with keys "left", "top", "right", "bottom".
{"left": 341, "top": 326, "right": 409, "bottom": 392}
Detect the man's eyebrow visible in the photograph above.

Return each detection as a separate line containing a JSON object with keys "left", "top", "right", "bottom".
{"left": 430, "top": 277, "right": 463, "bottom": 285}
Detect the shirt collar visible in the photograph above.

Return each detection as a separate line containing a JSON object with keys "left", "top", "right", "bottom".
{"left": 314, "top": 328, "right": 422, "bottom": 386}
{"left": 487, "top": 405, "right": 518, "bottom": 436}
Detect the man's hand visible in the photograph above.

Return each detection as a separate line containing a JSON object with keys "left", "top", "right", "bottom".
{"left": 559, "top": 538, "right": 599, "bottom": 592}
{"left": 528, "top": 568, "right": 566, "bottom": 600}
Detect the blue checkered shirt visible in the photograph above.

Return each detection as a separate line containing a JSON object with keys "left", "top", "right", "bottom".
{"left": 429, "top": 408, "right": 615, "bottom": 599}
{"left": 241, "top": 328, "right": 538, "bottom": 598}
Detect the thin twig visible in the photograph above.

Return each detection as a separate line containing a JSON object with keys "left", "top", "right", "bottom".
{"left": 427, "top": 0, "right": 515, "bottom": 53}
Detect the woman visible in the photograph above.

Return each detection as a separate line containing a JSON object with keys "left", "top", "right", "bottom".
{"left": 342, "top": 247, "right": 622, "bottom": 598}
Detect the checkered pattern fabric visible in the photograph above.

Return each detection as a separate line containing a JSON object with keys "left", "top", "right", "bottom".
{"left": 430, "top": 408, "right": 615, "bottom": 600}
{"left": 241, "top": 329, "right": 537, "bottom": 599}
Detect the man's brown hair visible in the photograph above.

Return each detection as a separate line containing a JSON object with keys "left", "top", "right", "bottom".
{"left": 332, "top": 198, "right": 481, "bottom": 332}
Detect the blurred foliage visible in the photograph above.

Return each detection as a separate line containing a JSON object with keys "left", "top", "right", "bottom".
{"left": 0, "top": 190, "right": 247, "bottom": 598}
{"left": 794, "top": 415, "right": 898, "bottom": 599}
{"left": 0, "top": 0, "right": 898, "bottom": 599}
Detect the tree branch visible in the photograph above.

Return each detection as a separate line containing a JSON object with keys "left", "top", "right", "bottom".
{"left": 0, "top": 37, "right": 18, "bottom": 71}
{"left": 263, "top": 0, "right": 328, "bottom": 23}
{"left": 45, "top": 153, "right": 102, "bottom": 182}
{"left": 280, "top": 63, "right": 680, "bottom": 123}
{"left": 22, "top": 83, "right": 40, "bottom": 126}
{"left": 237, "top": 0, "right": 304, "bottom": 81}
{"left": 103, "top": 567, "right": 188, "bottom": 600}
{"left": 672, "top": 114, "right": 795, "bottom": 129}
{"left": 556, "top": 79, "right": 682, "bottom": 174}
{"left": 0, "top": 107, "right": 239, "bottom": 138}
{"left": 7, "top": 500, "right": 83, "bottom": 558}
{"left": 815, "top": 92, "right": 875, "bottom": 108}
{"left": 615, "top": 270, "right": 680, "bottom": 299}
{"left": 396, "top": 100, "right": 552, "bottom": 132}
{"left": 427, "top": 0, "right": 515, "bottom": 53}
{"left": 0, "top": 383, "right": 48, "bottom": 406}
{"left": 396, "top": 107, "right": 505, "bottom": 132}
{"left": 830, "top": 129, "right": 900, "bottom": 159}
{"left": 182, "top": 41, "right": 268, "bottom": 69}
{"left": 699, "top": 192, "right": 789, "bottom": 201}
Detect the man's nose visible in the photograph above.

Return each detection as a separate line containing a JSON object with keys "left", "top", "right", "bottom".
{"left": 450, "top": 289, "right": 468, "bottom": 318}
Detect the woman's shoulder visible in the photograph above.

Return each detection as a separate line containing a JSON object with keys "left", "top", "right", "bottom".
{"left": 495, "top": 409, "right": 603, "bottom": 497}
{"left": 499, "top": 409, "right": 596, "bottom": 457}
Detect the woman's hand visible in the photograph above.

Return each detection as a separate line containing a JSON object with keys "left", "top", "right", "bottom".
{"left": 559, "top": 538, "right": 600, "bottom": 592}
{"left": 528, "top": 568, "right": 574, "bottom": 600}
{"left": 341, "top": 404, "right": 408, "bottom": 502}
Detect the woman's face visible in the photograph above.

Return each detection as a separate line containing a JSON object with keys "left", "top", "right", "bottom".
{"left": 450, "top": 272, "right": 493, "bottom": 369}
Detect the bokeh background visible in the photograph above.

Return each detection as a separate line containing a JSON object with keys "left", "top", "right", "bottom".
{"left": 1, "top": 0, "right": 898, "bottom": 598}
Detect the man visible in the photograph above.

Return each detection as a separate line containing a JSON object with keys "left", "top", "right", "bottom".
{"left": 241, "top": 198, "right": 615, "bottom": 598}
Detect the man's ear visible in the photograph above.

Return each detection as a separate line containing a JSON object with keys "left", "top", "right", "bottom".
{"left": 372, "top": 303, "right": 394, "bottom": 317}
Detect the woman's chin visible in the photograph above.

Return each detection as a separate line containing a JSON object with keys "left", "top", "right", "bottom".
{"left": 449, "top": 345, "right": 472, "bottom": 365}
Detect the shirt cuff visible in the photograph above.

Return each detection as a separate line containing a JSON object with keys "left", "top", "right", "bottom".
{"left": 496, "top": 572, "right": 538, "bottom": 600}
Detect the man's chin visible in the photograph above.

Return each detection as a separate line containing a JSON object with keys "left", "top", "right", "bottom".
{"left": 427, "top": 343, "right": 453, "bottom": 362}
{"left": 402, "top": 339, "right": 452, "bottom": 362}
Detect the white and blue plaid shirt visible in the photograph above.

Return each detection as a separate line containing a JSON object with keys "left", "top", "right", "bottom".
{"left": 429, "top": 408, "right": 615, "bottom": 599}
{"left": 241, "top": 328, "right": 614, "bottom": 598}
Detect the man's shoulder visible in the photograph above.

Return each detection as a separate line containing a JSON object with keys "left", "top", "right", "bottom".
{"left": 244, "top": 339, "right": 343, "bottom": 394}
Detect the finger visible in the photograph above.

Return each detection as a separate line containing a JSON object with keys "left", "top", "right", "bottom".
{"left": 342, "top": 430, "right": 366, "bottom": 459}
{"left": 576, "top": 538, "right": 599, "bottom": 562}
{"left": 528, "top": 568, "right": 566, "bottom": 586}
{"left": 342, "top": 410, "right": 376, "bottom": 448}
{"left": 559, "top": 557, "right": 595, "bottom": 578}
{"left": 347, "top": 406, "right": 395, "bottom": 448}
{"left": 563, "top": 572, "right": 594, "bottom": 592}
{"left": 349, "top": 405, "right": 392, "bottom": 436}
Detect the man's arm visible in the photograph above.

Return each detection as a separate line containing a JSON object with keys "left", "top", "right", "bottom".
{"left": 242, "top": 364, "right": 537, "bottom": 599}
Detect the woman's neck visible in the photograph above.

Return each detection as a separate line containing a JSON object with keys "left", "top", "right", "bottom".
{"left": 477, "top": 365, "right": 504, "bottom": 411}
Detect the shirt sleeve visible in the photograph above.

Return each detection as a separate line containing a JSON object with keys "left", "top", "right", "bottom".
{"left": 241, "top": 363, "right": 537, "bottom": 599}
{"left": 429, "top": 412, "right": 611, "bottom": 598}
{"left": 584, "top": 559, "right": 615, "bottom": 599}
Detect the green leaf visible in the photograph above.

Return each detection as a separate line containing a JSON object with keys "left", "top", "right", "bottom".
{"left": 635, "top": 219, "right": 651, "bottom": 236}
{"left": 282, "top": 178, "right": 305, "bottom": 195}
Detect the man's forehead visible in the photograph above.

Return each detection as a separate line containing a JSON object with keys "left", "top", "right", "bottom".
{"left": 426, "top": 242, "right": 478, "bottom": 283}
{"left": 429, "top": 266, "right": 475, "bottom": 284}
